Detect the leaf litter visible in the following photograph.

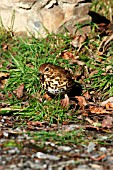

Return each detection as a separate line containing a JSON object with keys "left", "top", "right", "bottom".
{"left": 0, "top": 3, "right": 113, "bottom": 169}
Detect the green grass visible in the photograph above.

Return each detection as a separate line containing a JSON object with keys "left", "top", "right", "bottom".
{"left": 0, "top": 24, "right": 113, "bottom": 121}
{"left": 0, "top": 0, "right": 113, "bottom": 150}
{"left": 0, "top": 32, "right": 77, "bottom": 123}
{"left": 0, "top": 0, "right": 113, "bottom": 138}
{"left": 28, "top": 129, "right": 85, "bottom": 145}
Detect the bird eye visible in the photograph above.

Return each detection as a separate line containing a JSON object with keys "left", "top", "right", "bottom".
{"left": 45, "top": 67, "right": 49, "bottom": 72}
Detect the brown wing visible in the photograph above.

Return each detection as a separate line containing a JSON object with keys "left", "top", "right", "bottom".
{"left": 54, "top": 66, "right": 75, "bottom": 93}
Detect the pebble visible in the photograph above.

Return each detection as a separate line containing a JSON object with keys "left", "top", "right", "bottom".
{"left": 3, "top": 131, "right": 9, "bottom": 137}
{"left": 76, "top": 165, "right": 92, "bottom": 170}
{"left": 87, "top": 142, "right": 96, "bottom": 153}
{"left": 107, "top": 156, "right": 113, "bottom": 164}
{"left": 99, "top": 147, "right": 107, "bottom": 153}
{"left": 8, "top": 147, "right": 20, "bottom": 154}
{"left": 35, "top": 152, "right": 60, "bottom": 160}
{"left": 89, "top": 163, "right": 103, "bottom": 170}
{"left": 58, "top": 146, "right": 72, "bottom": 151}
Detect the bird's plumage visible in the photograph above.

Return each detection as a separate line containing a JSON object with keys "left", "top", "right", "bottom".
{"left": 39, "top": 63, "right": 82, "bottom": 96}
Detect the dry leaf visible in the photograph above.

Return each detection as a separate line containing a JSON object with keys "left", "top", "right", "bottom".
{"left": 2, "top": 44, "right": 8, "bottom": 51}
{"left": 70, "top": 34, "right": 86, "bottom": 48}
{"left": 0, "top": 72, "right": 9, "bottom": 78}
{"left": 75, "top": 96, "right": 87, "bottom": 110}
{"left": 86, "top": 117, "right": 94, "bottom": 124}
{"left": 13, "top": 83, "right": 24, "bottom": 99}
{"left": 102, "top": 115, "right": 113, "bottom": 128}
{"left": 0, "top": 72, "right": 9, "bottom": 89}
{"left": 105, "top": 102, "right": 113, "bottom": 109}
{"left": 27, "top": 121, "right": 43, "bottom": 127}
{"left": 86, "top": 125, "right": 99, "bottom": 131}
{"left": 89, "top": 105, "right": 110, "bottom": 114}
{"left": 42, "top": 93, "right": 52, "bottom": 100}
{"left": 91, "top": 154, "right": 106, "bottom": 161}
{"left": 83, "top": 91, "right": 91, "bottom": 100}
{"left": 101, "top": 97, "right": 113, "bottom": 106}
{"left": 89, "top": 70, "right": 98, "bottom": 77}
{"left": 61, "top": 51, "right": 76, "bottom": 60}
{"left": 60, "top": 94, "right": 69, "bottom": 108}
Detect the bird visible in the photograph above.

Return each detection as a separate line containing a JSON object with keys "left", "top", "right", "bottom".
{"left": 38, "top": 63, "right": 82, "bottom": 98}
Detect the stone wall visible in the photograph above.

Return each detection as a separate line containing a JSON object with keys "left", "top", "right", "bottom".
{"left": 0, "top": 0, "right": 92, "bottom": 37}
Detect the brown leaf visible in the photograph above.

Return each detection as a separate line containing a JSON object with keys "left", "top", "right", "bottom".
{"left": 2, "top": 44, "right": 8, "bottom": 51}
{"left": 83, "top": 91, "right": 91, "bottom": 100}
{"left": 70, "top": 34, "right": 87, "bottom": 48}
{"left": 106, "top": 102, "right": 113, "bottom": 109}
{"left": 86, "top": 117, "right": 94, "bottom": 124}
{"left": 0, "top": 72, "right": 9, "bottom": 78}
{"left": 101, "top": 97, "right": 113, "bottom": 109}
{"left": 27, "top": 121, "right": 43, "bottom": 127}
{"left": 89, "top": 105, "right": 110, "bottom": 114}
{"left": 89, "top": 70, "right": 98, "bottom": 77}
{"left": 42, "top": 93, "right": 52, "bottom": 100}
{"left": 13, "top": 83, "right": 24, "bottom": 99}
{"left": 102, "top": 115, "right": 113, "bottom": 128}
{"left": 86, "top": 125, "right": 99, "bottom": 131}
{"left": 91, "top": 154, "right": 106, "bottom": 161}
{"left": 0, "top": 72, "right": 9, "bottom": 89}
{"left": 75, "top": 96, "right": 87, "bottom": 110}
{"left": 61, "top": 51, "right": 76, "bottom": 60}
{"left": 60, "top": 94, "right": 69, "bottom": 108}
{"left": 62, "top": 121, "right": 69, "bottom": 125}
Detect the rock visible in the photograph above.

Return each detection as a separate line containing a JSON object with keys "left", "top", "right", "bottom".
{"left": 0, "top": 0, "right": 92, "bottom": 37}
{"left": 40, "top": 5, "right": 64, "bottom": 32}
{"left": 58, "top": 145, "right": 72, "bottom": 151}
{"left": 35, "top": 152, "right": 60, "bottom": 160}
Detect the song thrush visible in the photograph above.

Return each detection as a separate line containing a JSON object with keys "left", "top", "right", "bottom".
{"left": 39, "top": 63, "right": 82, "bottom": 98}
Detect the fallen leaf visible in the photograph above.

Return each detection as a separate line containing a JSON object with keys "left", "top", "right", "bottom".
{"left": 27, "top": 121, "right": 43, "bottom": 127}
{"left": 105, "top": 102, "right": 113, "bottom": 109}
{"left": 60, "top": 94, "right": 69, "bottom": 108}
{"left": 42, "top": 93, "right": 52, "bottom": 100}
{"left": 102, "top": 115, "right": 113, "bottom": 128}
{"left": 71, "top": 60, "right": 85, "bottom": 66}
{"left": 89, "top": 70, "right": 98, "bottom": 77}
{"left": 0, "top": 72, "right": 9, "bottom": 89}
{"left": 61, "top": 51, "right": 76, "bottom": 60}
{"left": 86, "top": 117, "right": 94, "bottom": 124}
{"left": 2, "top": 44, "right": 8, "bottom": 51}
{"left": 85, "top": 125, "right": 99, "bottom": 131}
{"left": 83, "top": 91, "right": 91, "bottom": 100}
{"left": 91, "top": 154, "right": 106, "bottom": 161}
{"left": 0, "top": 72, "right": 9, "bottom": 78}
{"left": 101, "top": 97, "right": 113, "bottom": 109}
{"left": 0, "top": 92, "right": 4, "bottom": 99}
{"left": 75, "top": 96, "right": 87, "bottom": 110}
{"left": 62, "top": 121, "right": 69, "bottom": 125}
{"left": 89, "top": 105, "right": 110, "bottom": 114}
{"left": 87, "top": 142, "right": 96, "bottom": 153}
{"left": 13, "top": 83, "right": 24, "bottom": 99}
{"left": 70, "top": 34, "right": 87, "bottom": 48}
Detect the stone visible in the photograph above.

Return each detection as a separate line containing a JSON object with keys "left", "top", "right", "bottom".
{"left": 40, "top": 5, "right": 64, "bottom": 32}
{"left": 0, "top": 0, "right": 92, "bottom": 37}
